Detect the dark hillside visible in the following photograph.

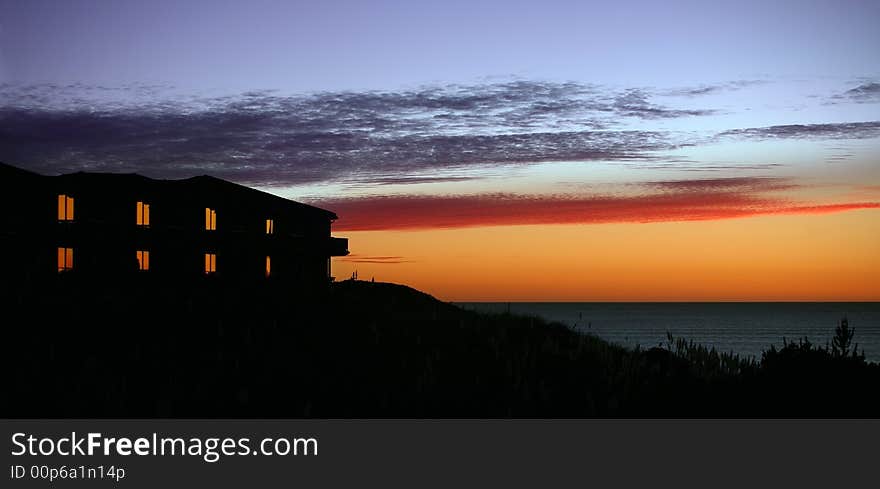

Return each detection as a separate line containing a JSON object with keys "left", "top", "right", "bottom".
{"left": 2, "top": 280, "right": 878, "bottom": 417}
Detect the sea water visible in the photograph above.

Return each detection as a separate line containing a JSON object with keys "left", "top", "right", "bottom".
{"left": 457, "top": 302, "right": 880, "bottom": 362}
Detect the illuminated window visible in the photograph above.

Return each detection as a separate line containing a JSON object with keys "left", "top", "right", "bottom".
{"left": 266, "top": 219, "right": 274, "bottom": 234}
{"left": 136, "top": 201, "right": 150, "bottom": 226}
{"left": 205, "top": 208, "right": 217, "bottom": 230}
{"left": 136, "top": 250, "right": 150, "bottom": 271}
{"left": 57, "top": 247, "right": 73, "bottom": 272}
{"left": 57, "top": 195, "right": 74, "bottom": 221}
{"left": 204, "top": 253, "right": 217, "bottom": 274}
{"left": 265, "top": 256, "right": 271, "bottom": 277}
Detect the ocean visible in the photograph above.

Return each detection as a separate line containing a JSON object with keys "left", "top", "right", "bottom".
{"left": 457, "top": 302, "right": 880, "bottom": 363}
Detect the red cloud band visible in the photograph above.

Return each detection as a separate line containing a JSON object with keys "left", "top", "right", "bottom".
{"left": 317, "top": 192, "right": 880, "bottom": 231}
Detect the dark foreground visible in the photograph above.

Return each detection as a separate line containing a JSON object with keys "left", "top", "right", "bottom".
{"left": 3, "top": 280, "right": 879, "bottom": 417}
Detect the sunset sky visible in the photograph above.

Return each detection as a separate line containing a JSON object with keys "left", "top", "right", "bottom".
{"left": 2, "top": 0, "right": 878, "bottom": 300}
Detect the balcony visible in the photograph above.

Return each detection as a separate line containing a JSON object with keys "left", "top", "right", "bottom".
{"left": 328, "top": 237, "right": 349, "bottom": 257}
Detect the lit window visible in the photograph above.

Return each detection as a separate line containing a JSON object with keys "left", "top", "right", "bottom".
{"left": 266, "top": 219, "right": 274, "bottom": 234}
{"left": 205, "top": 208, "right": 217, "bottom": 230}
{"left": 136, "top": 201, "right": 150, "bottom": 226}
{"left": 57, "top": 195, "right": 74, "bottom": 221}
{"left": 137, "top": 250, "right": 150, "bottom": 271}
{"left": 57, "top": 247, "right": 73, "bottom": 272}
{"left": 265, "top": 256, "right": 271, "bottom": 277}
{"left": 204, "top": 253, "right": 216, "bottom": 274}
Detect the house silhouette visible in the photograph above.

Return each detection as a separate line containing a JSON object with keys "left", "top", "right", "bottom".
{"left": 0, "top": 162, "right": 348, "bottom": 296}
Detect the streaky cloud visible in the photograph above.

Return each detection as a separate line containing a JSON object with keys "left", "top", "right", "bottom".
{"left": 660, "top": 80, "right": 768, "bottom": 98}
{"left": 646, "top": 176, "right": 795, "bottom": 192}
{"left": 315, "top": 177, "right": 879, "bottom": 231}
{"left": 338, "top": 255, "right": 412, "bottom": 264}
{"left": 613, "top": 89, "right": 715, "bottom": 119}
{"left": 831, "top": 82, "right": 880, "bottom": 103}
{"left": 0, "top": 80, "right": 715, "bottom": 185}
{"left": 717, "top": 121, "right": 880, "bottom": 140}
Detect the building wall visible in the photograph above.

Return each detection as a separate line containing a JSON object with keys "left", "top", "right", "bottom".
{"left": 0, "top": 166, "right": 347, "bottom": 298}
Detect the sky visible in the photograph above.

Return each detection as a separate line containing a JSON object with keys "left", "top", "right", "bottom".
{"left": 1, "top": 0, "right": 879, "bottom": 300}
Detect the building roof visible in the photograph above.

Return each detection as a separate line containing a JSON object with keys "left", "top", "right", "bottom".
{"left": 0, "top": 162, "right": 338, "bottom": 220}
{"left": 181, "top": 175, "right": 338, "bottom": 220}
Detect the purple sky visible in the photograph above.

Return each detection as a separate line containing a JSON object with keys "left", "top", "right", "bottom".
{"left": 3, "top": 0, "right": 878, "bottom": 91}
{"left": 0, "top": 0, "right": 878, "bottom": 206}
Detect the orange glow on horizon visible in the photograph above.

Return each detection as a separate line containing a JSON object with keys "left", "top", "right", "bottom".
{"left": 332, "top": 209, "right": 880, "bottom": 302}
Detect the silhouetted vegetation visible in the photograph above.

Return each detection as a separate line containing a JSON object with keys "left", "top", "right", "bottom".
{"left": 2, "top": 280, "right": 878, "bottom": 417}
{"left": 831, "top": 316, "right": 863, "bottom": 360}
{"left": 662, "top": 331, "right": 758, "bottom": 378}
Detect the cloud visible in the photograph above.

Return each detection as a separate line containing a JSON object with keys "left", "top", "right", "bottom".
{"left": 677, "top": 86, "right": 722, "bottom": 97}
{"left": 346, "top": 175, "right": 481, "bottom": 186}
{"left": 0, "top": 81, "right": 715, "bottom": 186}
{"left": 717, "top": 121, "right": 880, "bottom": 141}
{"left": 831, "top": 82, "right": 880, "bottom": 103}
{"left": 314, "top": 177, "right": 879, "bottom": 231}
{"left": 4, "top": 80, "right": 875, "bottom": 190}
{"left": 660, "top": 80, "right": 767, "bottom": 97}
{"left": 338, "top": 255, "right": 412, "bottom": 264}
{"left": 613, "top": 89, "right": 715, "bottom": 119}
{"left": 646, "top": 176, "right": 795, "bottom": 193}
